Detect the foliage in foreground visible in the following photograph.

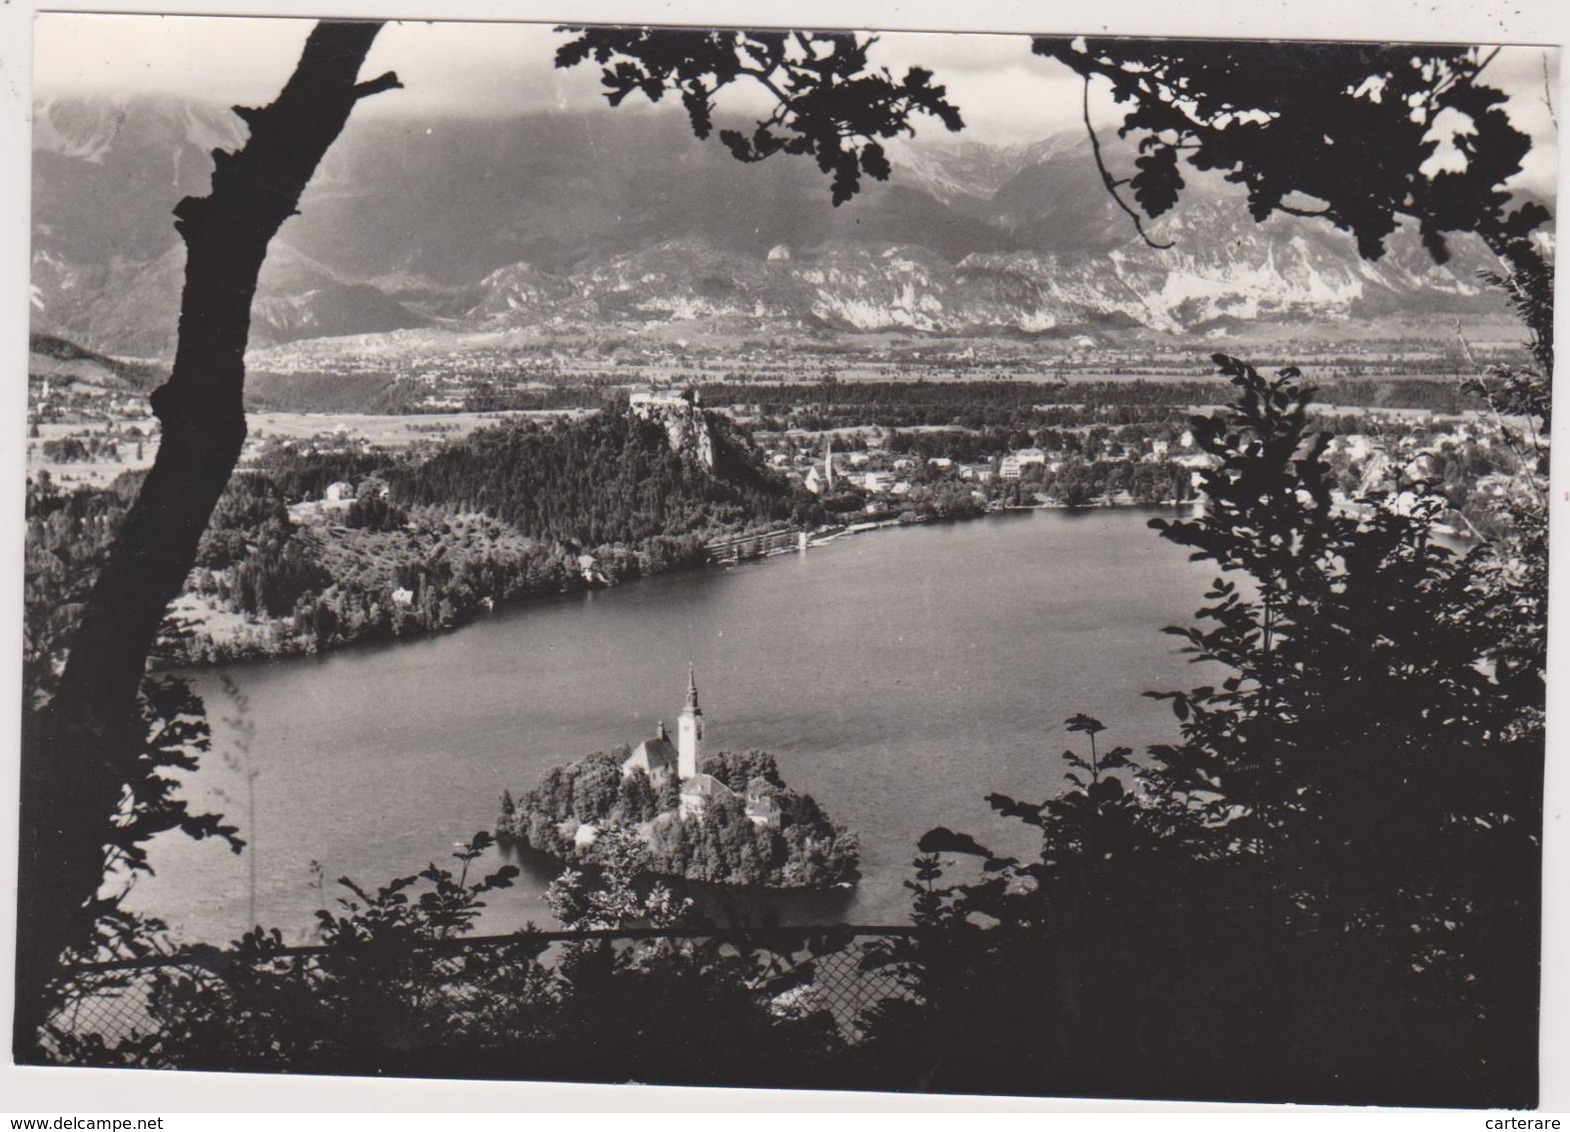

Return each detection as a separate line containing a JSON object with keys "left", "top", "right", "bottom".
{"left": 44, "top": 832, "right": 857, "bottom": 1089}
{"left": 857, "top": 356, "right": 1545, "bottom": 1106}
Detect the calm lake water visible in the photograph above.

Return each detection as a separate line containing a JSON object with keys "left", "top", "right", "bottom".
{"left": 131, "top": 507, "right": 1220, "bottom": 944}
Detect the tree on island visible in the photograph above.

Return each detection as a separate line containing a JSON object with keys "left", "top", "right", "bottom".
{"left": 546, "top": 824, "right": 690, "bottom": 932}
{"left": 502, "top": 749, "right": 858, "bottom": 889}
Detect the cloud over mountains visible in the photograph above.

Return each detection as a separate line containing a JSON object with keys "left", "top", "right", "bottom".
{"left": 30, "top": 94, "right": 1533, "bottom": 360}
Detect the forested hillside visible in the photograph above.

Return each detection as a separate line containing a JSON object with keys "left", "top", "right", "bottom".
{"left": 390, "top": 408, "right": 814, "bottom": 546}
{"left": 26, "top": 402, "right": 815, "bottom": 671}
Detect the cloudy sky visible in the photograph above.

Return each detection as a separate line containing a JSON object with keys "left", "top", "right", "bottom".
{"left": 34, "top": 16, "right": 1100, "bottom": 140}
{"left": 33, "top": 13, "right": 1560, "bottom": 190}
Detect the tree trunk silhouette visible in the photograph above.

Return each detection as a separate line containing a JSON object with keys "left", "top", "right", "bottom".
{"left": 14, "top": 19, "right": 399, "bottom": 1058}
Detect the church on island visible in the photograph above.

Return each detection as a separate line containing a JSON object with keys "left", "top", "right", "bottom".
{"left": 620, "top": 666, "right": 780, "bottom": 829}
{"left": 502, "top": 663, "right": 857, "bottom": 886}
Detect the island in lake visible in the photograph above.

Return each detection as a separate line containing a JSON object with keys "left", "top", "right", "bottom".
{"left": 498, "top": 667, "right": 860, "bottom": 888}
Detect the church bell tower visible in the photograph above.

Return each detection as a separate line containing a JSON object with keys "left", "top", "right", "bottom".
{"left": 677, "top": 664, "right": 703, "bottom": 781}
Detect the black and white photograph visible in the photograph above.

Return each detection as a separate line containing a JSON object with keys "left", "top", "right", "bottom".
{"left": 4, "top": 0, "right": 1565, "bottom": 1113}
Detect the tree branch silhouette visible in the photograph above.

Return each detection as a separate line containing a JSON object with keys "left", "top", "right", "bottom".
{"left": 17, "top": 19, "right": 968, "bottom": 1059}
{"left": 1079, "top": 75, "right": 1174, "bottom": 250}
{"left": 16, "top": 18, "right": 397, "bottom": 1058}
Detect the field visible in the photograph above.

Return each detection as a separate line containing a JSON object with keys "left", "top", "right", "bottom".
{"left": 244, "top": 408, "right": 585, "bottom": 445}
{"left": 25, "top": 409, "right": 587, "bottom": 489}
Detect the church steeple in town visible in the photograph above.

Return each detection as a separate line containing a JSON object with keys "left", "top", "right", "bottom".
{"left": 677, "top": 664, "right": 704, "bottom": 780}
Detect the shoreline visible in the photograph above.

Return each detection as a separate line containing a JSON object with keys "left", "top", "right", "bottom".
{"left": 495, "top": 832, "right": 860, "bottom": 895}
{"left": 159, "top": 495, "right": 1204, "bottom": 672}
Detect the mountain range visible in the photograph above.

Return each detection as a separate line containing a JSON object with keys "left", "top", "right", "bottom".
{"left": 30, "top": 94, "right": 1542, "bottom": 361}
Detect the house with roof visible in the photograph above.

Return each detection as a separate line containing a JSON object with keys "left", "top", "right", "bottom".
{"left": 743, "top": 777, "right": 782, "bottom": 829}
{"left": 1000, "top": 448, "right": 1049, "bottom": 480}
{"left": 679, "top": 772, "right": 732, "bottom": 819}
{"left": 679, "top": 769, "right": 782, "bottom": 827}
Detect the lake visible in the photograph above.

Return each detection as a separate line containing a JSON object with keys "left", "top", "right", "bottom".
{"left": 130, "top": 506, "right": 1220, "bottom": 944}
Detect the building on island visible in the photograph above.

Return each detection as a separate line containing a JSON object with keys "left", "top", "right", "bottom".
{"left": 743, "top": 777, "right": 782, "bottom": 829}
{"left": 620, "top": 668, "right": 780, "bottom": 827}
{"left": 679, "top": 771, "right": 732, "bottom": 818}
{"left": 621, "top": 720, "right": 680, "bottom": 783}
{"left": 621, "top": 664, "right": 704, "bottom": 784}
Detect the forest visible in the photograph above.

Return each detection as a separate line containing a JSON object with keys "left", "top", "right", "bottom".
{"left": 389, "top": 404, "right": 814, "bottom": 545}
{"left": 26, "top": 401, "right": 817, "bottom": 667}
{"left": 705, "top": 375, "right": 1485, "bottom": 433}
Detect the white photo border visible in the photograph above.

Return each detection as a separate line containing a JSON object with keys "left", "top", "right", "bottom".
{"left": 1, "top": 0, "right": 1565, "bottom": 1115}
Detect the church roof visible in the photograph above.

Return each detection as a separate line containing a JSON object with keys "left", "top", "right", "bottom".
{"left": 684, "top": 663, "right": 701, "bottom": 712}
{"left": 626, "top": 737, "right": 678, "bottom": 774}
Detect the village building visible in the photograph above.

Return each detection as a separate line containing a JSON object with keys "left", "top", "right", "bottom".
{"left": 803, "top": 436, "right": 836, "bottom": 495}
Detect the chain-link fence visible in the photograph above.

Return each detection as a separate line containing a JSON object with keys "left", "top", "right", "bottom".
{"left": 41, "top": 926, "right": 920, "bottom": 1065}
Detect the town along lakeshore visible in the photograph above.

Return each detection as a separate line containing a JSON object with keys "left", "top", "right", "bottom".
{"left": 130, "top": 506, "right": 1215, "bottom": 943}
